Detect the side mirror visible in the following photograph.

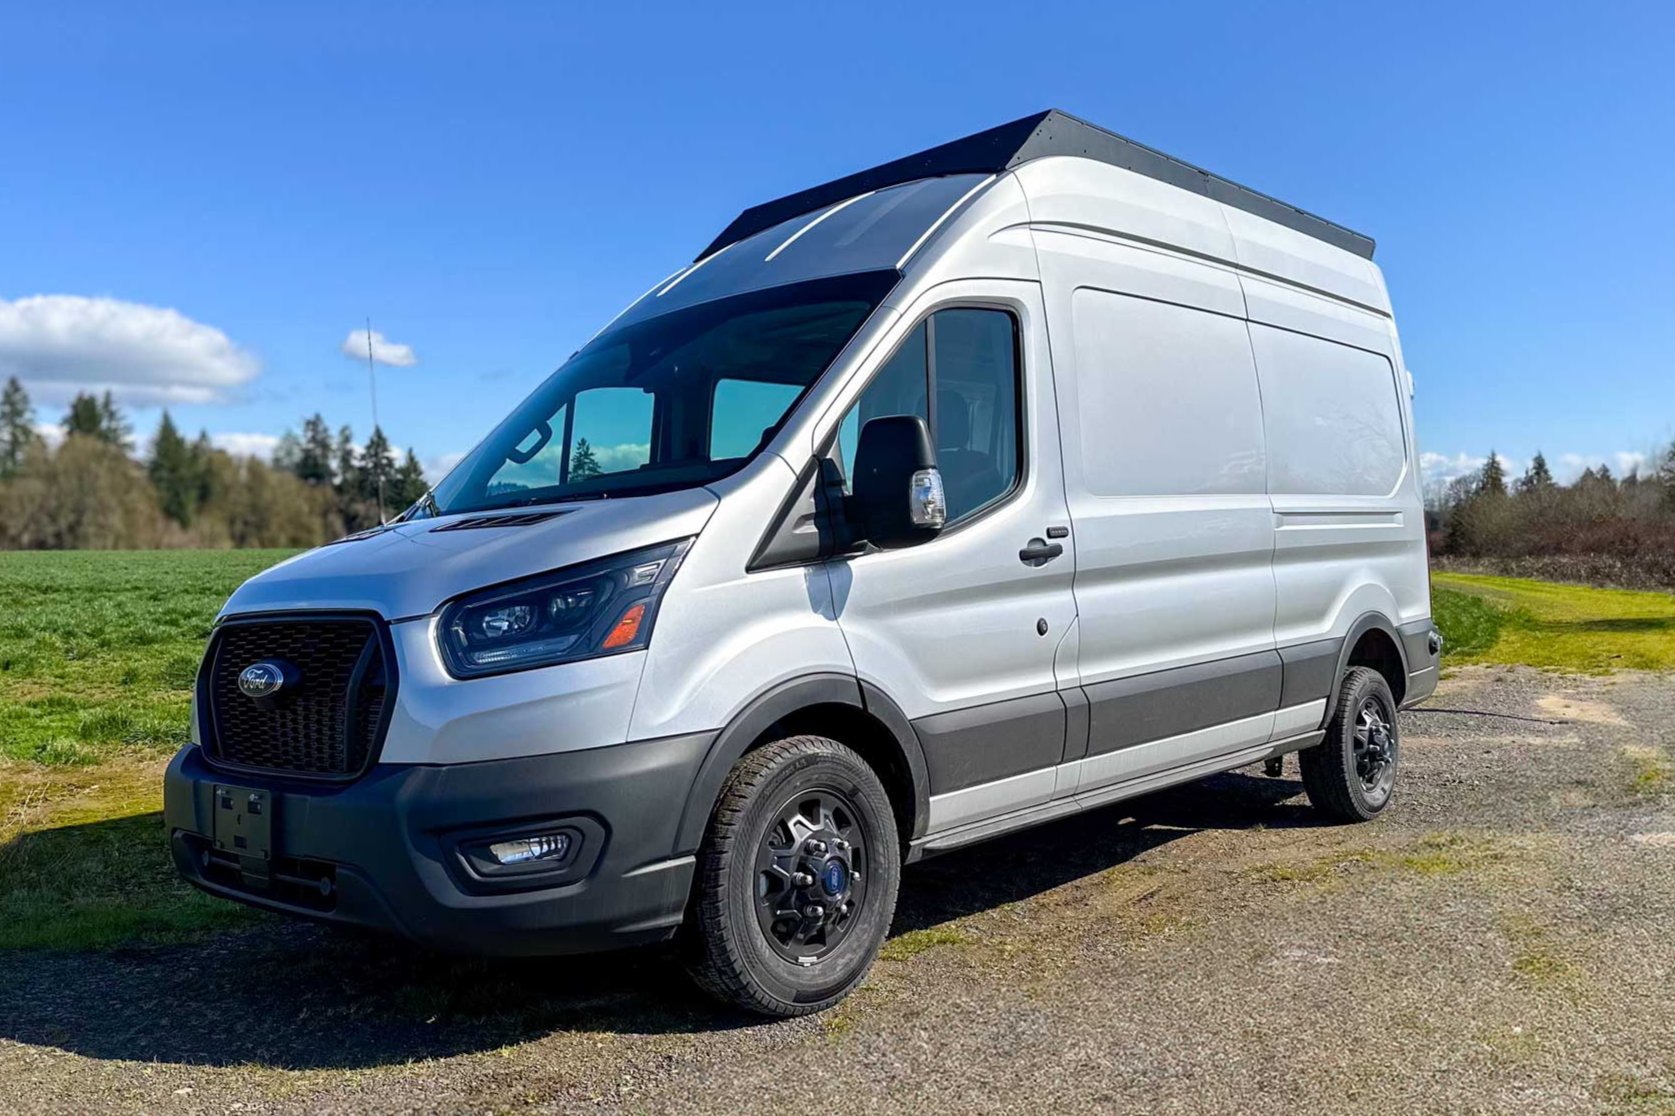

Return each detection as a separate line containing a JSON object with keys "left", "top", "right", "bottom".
{"left": 850, "top": 415, "right": 946, "bottom": 548}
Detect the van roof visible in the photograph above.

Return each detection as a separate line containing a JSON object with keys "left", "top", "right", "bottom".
{"left": 700, "top": 109, "right": 1375, "bottom": 263}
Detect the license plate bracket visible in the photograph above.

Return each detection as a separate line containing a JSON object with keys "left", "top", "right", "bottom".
{"left": 212, "top": 784, "right": 274, "bottom": 884}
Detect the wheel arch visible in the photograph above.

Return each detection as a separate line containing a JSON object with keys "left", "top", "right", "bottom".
{"left": 1335, "top": 612, "right": 1409, "bottom": 706}
{"left": 673, "top": 674, "right": 930, "bottom": 858}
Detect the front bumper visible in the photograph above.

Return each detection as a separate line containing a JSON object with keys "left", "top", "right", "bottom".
{"left": 164, "top": 732, "right": 714, "bottom": 956}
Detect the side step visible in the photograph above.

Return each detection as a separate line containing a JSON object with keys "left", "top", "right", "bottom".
{"left": 909, "top": 730, "right": 1323, "bottom": 861}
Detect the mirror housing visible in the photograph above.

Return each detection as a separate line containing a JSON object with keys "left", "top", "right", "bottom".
{"left": 849, "top": 415, "right": 946, "bottom": 548}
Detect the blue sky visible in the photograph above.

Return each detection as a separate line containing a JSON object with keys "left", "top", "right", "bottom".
{"left": 2, "top": 1, "right": 1672, "bottom": 488}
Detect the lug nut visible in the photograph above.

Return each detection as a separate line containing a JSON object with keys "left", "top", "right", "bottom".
{"left": 805, "top": 839, "right": 827, "bottom": 855}
{"left": 791, "top": 872, "right": 814, "bottom": 887}
{"left": 803, "top": 904, "right": 824, "bottom": 919}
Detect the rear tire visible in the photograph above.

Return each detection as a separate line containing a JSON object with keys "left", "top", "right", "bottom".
{"left": 685, "top": 735, "right": 900, "bottom": 1017}
{"left": 1299, "top": 666, "right": 1400, "bottom": 822}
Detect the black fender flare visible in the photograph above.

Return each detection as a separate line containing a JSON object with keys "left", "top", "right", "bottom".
{"left": 672, "top": 674, "right": 931, "bottom": 855}
{"left": 857, "top": 680, "right": 931, "bottom": 842}
{"left": 1332, "top": 611, "right": 1409, "bottom": 702}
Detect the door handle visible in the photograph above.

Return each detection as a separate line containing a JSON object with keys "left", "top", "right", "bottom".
{"left": 1018, "top": 538, "right": 1064, "bottom": 566}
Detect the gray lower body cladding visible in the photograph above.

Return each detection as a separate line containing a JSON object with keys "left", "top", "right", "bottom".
{"left": 163, "top": 732, "right": 714, "bottom": 956}
{"left": 913, "top": 645, "right": 1340, "bottom": 797}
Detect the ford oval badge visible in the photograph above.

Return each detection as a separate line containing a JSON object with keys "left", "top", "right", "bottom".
{"left": 237, "top": 660, "right": 290, "bottom": 699}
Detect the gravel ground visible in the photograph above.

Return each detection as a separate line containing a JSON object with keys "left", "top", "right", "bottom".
{"left": 4, "top": 666, "right": 1675, "bottom": 1115}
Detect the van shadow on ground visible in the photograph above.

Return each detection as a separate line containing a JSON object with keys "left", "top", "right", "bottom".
{"left": 0, "top": 770, "right": 1308, "bottom": 1071}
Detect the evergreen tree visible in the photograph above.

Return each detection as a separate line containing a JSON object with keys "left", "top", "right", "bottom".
{"left": 569, "top": 437, "right": 602, "bottom": 480}
{"left": 62, "top": 393, "right": 105, "bottom": 440}
{"left": 333, "top": 425, "right": 360, "bottom": 494}
{"left": 1658, "top": 441, "right": 1675, "bottom": 510}
{"left": 191, "top": 430, "right": 223, "bottom": 510}
{"left": 98, "top": 391, "right": 133, "bottom": 452}
{"left": 147, "top": 411, "right": 201, "bottom": 525}
{"left": 0, "top": 376, "right": 39, "bottom": 477}
{"left": 298, "top": 413, "right": 336, "bottom": 487}
{"left": 390, "top": 449, "right": 428, "bottom": 510}
{"left": 61, "top": 391, "right": 132, "bottom": 450}
{"left": 1483, "top": 451, "right": 1507, "bottom": 494}
{"left": 1517, "top": 451, "right": 1554, "bottom": 493}
{"left": 272, "top": 430, "right": 304, "bottom": 475}
{"left": 333, "top": 425, "right": 369, "bottom": 529}
{"left": 359, "top": 425, "right": 395, "bottom": 519}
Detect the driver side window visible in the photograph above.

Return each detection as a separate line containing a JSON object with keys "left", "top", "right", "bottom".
{"left": 832, "top": 308, "right": 1021, "bottom": 523}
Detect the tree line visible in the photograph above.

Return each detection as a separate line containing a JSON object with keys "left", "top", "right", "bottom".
{"left": 1430, "top": 447, "right": 1675, "bottom": 589}
{"left": 0, "top": 377, "right": 431, "bottom": 550}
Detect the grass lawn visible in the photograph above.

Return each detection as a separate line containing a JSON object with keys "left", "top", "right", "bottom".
{"left": 0, "top": 549, "right": 297, "bottom": 765}
{"left": 1432, "top": 571, "right": 1675, "bottom": 673}
{"left": 2, "top": 551, "right": 1673, "bottom": 955}
{"left": 0, "top": 549, "right": 295, "bottom": 949}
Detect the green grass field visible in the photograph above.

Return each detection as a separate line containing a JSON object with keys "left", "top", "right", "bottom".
{"left": 1432, "top": 571, "right": 1675, "bottom": 672}
{"left": 0, "top": 549, "right": 297, "bottom": 765}
{"left": 0, "top": 550, "right": 295, "bottom": 949}
{"left": 1, "top": 551, "right": 1672, "bottom": 954}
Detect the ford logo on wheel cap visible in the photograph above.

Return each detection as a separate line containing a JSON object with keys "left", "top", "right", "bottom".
{"left": 821, "top": 860, "right": 849, "bottom": 896}
{"left": 237, "top": 660, "right": 295, "bottom": 699}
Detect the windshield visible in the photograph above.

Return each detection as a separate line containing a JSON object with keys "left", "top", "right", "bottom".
{"left": 423, "top": 270, "right": 898, "bottom": 517}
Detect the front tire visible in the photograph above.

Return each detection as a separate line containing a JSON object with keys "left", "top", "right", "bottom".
{"left": 685, "top": 735, "right": 900, "bottom": 1017}
{"left": 1299, "top": 666, "right": 1400, "bottom": 822}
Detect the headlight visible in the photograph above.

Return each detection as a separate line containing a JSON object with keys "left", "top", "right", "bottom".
{"left": 437, "top": 540, "right": 690, "bottom": 678}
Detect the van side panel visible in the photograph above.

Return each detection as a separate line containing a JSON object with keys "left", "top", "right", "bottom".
{"left": 1032, "top": 229, "right": 1281, "bottom": 769}
{"left": 1241, "top": 276, "right": 1429, "bottom": 659}
{"left": 1254, "top": 325, "right": 1407, "bottom": 498}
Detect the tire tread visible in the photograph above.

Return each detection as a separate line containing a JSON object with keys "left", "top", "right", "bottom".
{"left": 685, "top": 735, "right": 896, "bottom": 1016}
{"left": 1299, "top": 666, "right": 1392, "bottom": 823}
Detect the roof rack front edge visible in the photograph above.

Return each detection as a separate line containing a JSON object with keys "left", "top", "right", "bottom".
{"left": 697, "top": 109, "right": 1375, "bottom": 262}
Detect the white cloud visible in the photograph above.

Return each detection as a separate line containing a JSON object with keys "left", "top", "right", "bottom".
{"left": 34, "top": 422, "right": 64, "bottom": 448}
{"left": 0, "top": 294, "right": 259, "bottom": 406}
{"left": 211, "top": 432, "right": 282, "bottom": 461}
{"left": 1555, "top": 451, "right": 1649, "bottom": 482}
{"left": 341, "top": 329, "right": 417, "bottom": 368}
{"left": 1615, "top": 451, "right": 1649, "bottom": 478}
{"left": 592, "top": 442, "right": 650, "bottom": 472}
{"left": 424, "top": 450, "right": 466, "bottom": 483}
{"left": 1420, "top": 451, "right": 1490, "bottom": 486}
{"left": 1425, "top": 448, "right": 1652, "bottom": 487}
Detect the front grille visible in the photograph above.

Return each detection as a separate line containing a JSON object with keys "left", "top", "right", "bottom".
{"left": 203, "top": 615, "right": 394, "bottom": 779}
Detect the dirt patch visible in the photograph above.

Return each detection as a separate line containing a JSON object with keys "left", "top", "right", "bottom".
{"left": 1536, "top": 693, "right": 1629, "bottom": 725}
{"left": 5, "top": 667, "right": 1675, "bottom": 1115}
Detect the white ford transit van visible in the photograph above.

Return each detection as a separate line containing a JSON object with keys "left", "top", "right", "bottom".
{"left": 166, "top": 111, "right": 1439, "bottom": 1017}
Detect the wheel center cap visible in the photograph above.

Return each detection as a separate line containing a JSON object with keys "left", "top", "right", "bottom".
{"left": 820, "top": 859, "right": 849, "bottom": 896}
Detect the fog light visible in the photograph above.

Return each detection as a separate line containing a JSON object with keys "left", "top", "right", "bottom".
{"left": 487, "top": 833, "right": 570, "bottom": 866}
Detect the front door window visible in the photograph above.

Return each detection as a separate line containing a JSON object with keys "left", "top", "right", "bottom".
{"left": 833, "top": 307, "right": 1021, "bottom": 523}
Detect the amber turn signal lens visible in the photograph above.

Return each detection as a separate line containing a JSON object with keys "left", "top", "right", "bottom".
{"left": 601, "top": 603, "right": 646, "bottom": 649}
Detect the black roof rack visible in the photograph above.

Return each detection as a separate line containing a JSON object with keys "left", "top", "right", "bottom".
{"left": 700, "top": 109, "right": 1374, "bottom": 262}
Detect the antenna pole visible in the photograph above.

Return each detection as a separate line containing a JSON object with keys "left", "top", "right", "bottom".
{"left": 365, "top": 316, "right": 386, "bottom": 524}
